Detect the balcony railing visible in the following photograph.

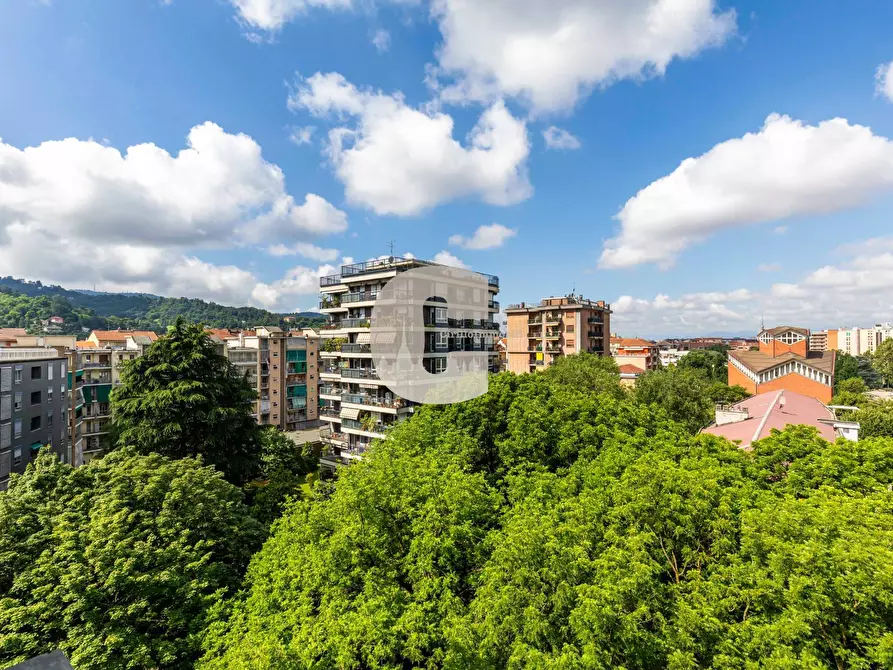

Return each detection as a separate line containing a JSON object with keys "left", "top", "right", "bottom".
{"left": 319, "top": 297, "right": 342, "bottom": 309}
{"left": 341, "top": 343, "right": 371, "bottom": 354}
{"left": 530, "top": 360, "right": 545, "bottom": 366}
{"left": 528, "top": 319, "right": 542, "bottom": 325}
{"left": 82, "top": 361, "right": 111, "bottom": 369}
{"left": 320, "top": 385, "right": 342, "bottom": 396}
{"left": 342, "top": 418, "right": 385, "bottom": 434}
{"left": 341, "top": 367, "right": 378, "bottom": 380}
{"left": 342, "top": 393, "right": 401, "bottom": 409}
{"left": 341, "top": 318, "right": 371, "bottom": 329}
{"left": 341, "top": 292, "right": 377, "bottom": 304}
{"left": 320, "top": 428, "right": 347, "bottom": 445}
{"left": 488, "top": 300, "right": 500, "bottom": 310}
{"left": 82, "top": 374, "right": 111, "bottom": 384}
{"left": 320, "top": 408, "right": 340, "bottom": 419}
{"left": 587, "top": 331, "right": 604, "bottom": 338}
{"left": 587, "top": 317, "right": 604, "bottom": 324}
{"left": 545, "top": 331, "right": 561, "bottom": 339}
{"left": 320, "top": 274, "right": 343, "bottom": 286}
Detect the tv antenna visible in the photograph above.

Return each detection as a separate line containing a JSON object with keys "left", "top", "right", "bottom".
{"left": 388, "top": 240, "right": 395, "bottom": 259}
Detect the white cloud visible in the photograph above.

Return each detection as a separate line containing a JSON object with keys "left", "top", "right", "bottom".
{"left": 429, "top": 0, "right": 737, "bottom": 114}
{"left": 0, "top": 123, "right": 346, "bottom": 310}
{"left": 448, "top": 223, "right": 517, "bottom": 249}
{"left": 600, "top": 114, "right": 893, "bottom": 269}
{"left": 290, "top": 71, "right": 531, "bottom": 215}
{"left": 289, "top": 125, "right": 315, "bottom": 145}
{"left": 757, "top": 263, "right": 780, "bottom": 272}
{"left": 612, "top": 242, "right": 893, "bottom": 337}
{"left": 875, "top": 60, "right": 893, "bottom": 102}
{"left": 230, "top": 0, "right": 353, "bottom": 32}
{"left": 542, "top": 126, "right": 581, "bottom": 150}
{"left": 432, "top": 250, "right": 469, "bottom": 269}
{"left": 773, "top": 225, "right": 788, "bottom": 235}
{"left": 372, "top": 28, "right": 390, "bottom": 53}
{"left": 266, "top": 242, "right": 340, "bottom": 261}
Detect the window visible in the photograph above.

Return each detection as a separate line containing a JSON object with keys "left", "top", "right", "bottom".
{"left": 31, "top": 366, "right": 41, "bottom": 381}
{"left": 47, "top": 364, "right": 53, "bottom": 381}
{"left": 60, "top": 384, "right": 65, "bottom": 395}
{"left": 30, "top": 391, "right": 41, "bottom": 406}
{"left": 435, "top": 331, "right": 447, "bottom": 346}
{"left": 30, "top": 415, "right": 41, "bottom": 432}
{"left": 13, "top": 392, "right": 21, "bottom": 411}
{"left": 434, "top": 357, "right": 447, "bottom": 373}
{"left": 566, "top": 325, "right": 575, "bottom": 333}
{"left": 435, "top": 307, "right": 448, "bottom": 323}
{"left": 14, "top": 419, "right": 22, "bottom": 438}
{"left": 14, "top": 366, "right": 22, "bottom": 384}
{"left": 13, "top": 447, "right": 21, "bottom": 468}
{"left": 47, "top": 387, "right": 53, "bottom": 403}
{"left": 61, "top": 362, "right": 66, "bottom": 377}
{"left": 566, "top": 339, "right": 575, "bottom": 349}
{"left": 47, "top": 410, "right": 53, "bottom": 428}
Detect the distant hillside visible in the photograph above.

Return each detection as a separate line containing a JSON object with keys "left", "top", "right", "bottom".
{"left": 0, "top": 277, "right": 325, "bottom": 333}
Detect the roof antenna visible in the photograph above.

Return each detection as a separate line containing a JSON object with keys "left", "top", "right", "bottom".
{"left": 761, "top": 314, "right": 765, "bottom": 331}
{"left": 388, "top": 240, "right": 395, "bottom": 260}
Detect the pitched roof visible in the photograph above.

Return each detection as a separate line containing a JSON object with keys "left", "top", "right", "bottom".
{"left": 702, "top": 389, "right": 836, "bottom": 448}
{"left": 0, "top": 328, "right": 28, "bottom": 339}
{"left": 618, "top": 364, "right": 645, "bottom": 375}
{"left": 205, "top": 328, "right": 235, "bottom": 341}
{"left": 75, "top": 341, "right": 98, "bottom": 349}
{"left": 91, "top": 330, "right": 158, "bottom": 342}
{"left": 761, "top": 325, "right": 809, "bottom": 337}
{"left": 611, "top": 337, "right": 655, "bottom": 348}
{"left": 729, "top": 349, "right": 835, "bottom": 374}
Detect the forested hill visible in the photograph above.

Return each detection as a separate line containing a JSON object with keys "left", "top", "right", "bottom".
{"left": 0, "top": 277, "right": 325, "bottom": 333}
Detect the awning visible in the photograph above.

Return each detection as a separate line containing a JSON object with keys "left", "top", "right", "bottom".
{"left": 371, "top": 331, "right": 397, "bottom": 345}
{"left": 340, "top": 406, "right": 361, "bottom": 420}
{"left": 355, "top": 332, "right": 371, "bottom": 345}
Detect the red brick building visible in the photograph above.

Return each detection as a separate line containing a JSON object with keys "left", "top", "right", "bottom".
{"left": 727, "top": 326, "right": 835, "bottom": 403}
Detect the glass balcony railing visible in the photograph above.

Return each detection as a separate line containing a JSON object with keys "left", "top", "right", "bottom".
{"left": 341, "top": 367, "right": 378, "bottom": 380}
{"left": 341, "top": 393, "right": 401, "bottom": 409}
{"left": 341, "top": 343, "right": 371, "bottom": 354}
{"left": 341, "top": 292, "right": 378, "bottom": 304}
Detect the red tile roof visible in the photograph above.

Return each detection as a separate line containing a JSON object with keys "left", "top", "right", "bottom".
{"left": 702, "top": 389, "right": 836, "bottom": 449}
{"left": 91, "top": 330, "right": 159, "bottom": 342}
{"left": 618, "top": 364, "right": 645, "bottom": 375}
{"left": 75, "top": 341, "right": 98, "bottom": 349}
{"left": 612, "top": 337, "right": 656, "bottom": 348}
{"left": 0, "top": 328, "right": 27, "bottom": 340}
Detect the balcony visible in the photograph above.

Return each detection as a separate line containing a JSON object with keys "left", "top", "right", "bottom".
{"left": 340, "top": 367, "right": 378, "bottom": 380}
{"left": 341, "top": 393, "right": 402, "bottom": 410}
{"left": 587, "top": 331, "right": 604, "bottom": 339}
{"left": 341, "top": 318, "right": 371, "bottom": 329}
{"left": 320, "top": 385, "right": 342, "bottom": 397}
{"left": 82, "top": 373, "right": 111, "bottom": 385}
{"left": 528, "top": 318, "right": 542, "bottom": 325}
{"left": 320, "top": 428, "right": 347, "bottom": 446}
{"left": 341, "top": 343, "right": 371, "bottom": 354}
{"left": 544, "top": 331, "right": 561, "bottom": 340}
{"left": 320, "top": 274, "right": 343, "bottom": 286}
{"left": 488, "top": 300, "right": 500, "bottom": 310}
{"left": 545, "top": 345, "right": 562, "bottom": 353}
{"left": 544, "top": 314, "right": 560, "bottom": 325}
{"left": 341, "top": 418, "right": 386, "bottom": 435}
{"left": 82, "top": 361, "right": 111, "bottom": 369}
{"left": 341, "top": 292, "right": 377, "bottom": 304}
{"left": 320, "top": 407, "right": 341, "bottom": 420}
{"left": 530, "top": 360, "right": 545, "bottom": 366}
{"left": 587, "top": 317, "right": 604, "bottom": 324}
{"left": 319, "top": 297, "right": 343, "bottom": 309}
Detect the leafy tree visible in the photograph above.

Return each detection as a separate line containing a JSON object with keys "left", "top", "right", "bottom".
{"left": 872, "top": 339, "right": 893, "bottom": 387}
{"left": 0, "top": 449, "right": 264, "bottom": 670}
{"left": 835, "top": 351, "right": 861, "bottom": 389}
{"left": 852, "top": 402, "right": 893, "bottom": 439}
{"left": 109, "top": 318, "right": 261, "bottom": 484}
{"left": 677, "top": 349, "right": 728, "bottom": 383}
{"left": 706, "top": 382, "right": 750, "bottom": 405}
{"left": 244, "top": 428, "right": 317, "bottom": 527}
{"left": 857, "top": 355, "right": 884, "bottom": 389}
{"left": 542, "top": 351, "right": 625, "bottom": 397}
{"left": 831, "top": 377, "right": 870, "bottom": 410}
{"left": 635, "top": 366, "right": 714, "bottom": 433}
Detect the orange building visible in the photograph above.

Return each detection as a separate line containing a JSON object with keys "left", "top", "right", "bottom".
{"left": 727, "top": 326, "right": 835, "bottom": 403}
{"left": 610, "top": 337, "right": 659, "bottom": 373}
{"left": 505, "top": 295, "right": 611, "bottom": 373}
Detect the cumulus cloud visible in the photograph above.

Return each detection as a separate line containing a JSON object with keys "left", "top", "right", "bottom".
{"left": 432, "top": 250, "right": 469, "bottom": 269}
{"left": 0, "top": 123, "right": 346, "bottom": 310}
{"left": 266, "top": 242, "right": 340, "bottom": 261}
{"left": 612, "top": 241, "right": 893, "bottom": 337}
{"left": 230, "top": 0, "right": 353, "bottom": 32}
{"left": 600, "top": 114, "right": 893, "bottom": 269}
{"left": 371, "top": 28, "right": 390, "bottom": 53}
{"left": 757, "top": 263, "right": 780, "bottom": 272}
{"left": 876, "top": 60, "right": 893, "bottom": 102}
{"left": 290, "top": 71, "right": 531, "bottom": 215}
{"left": 449, "top": 223, "right": 517, "bottom": 250}
{"left": 543, "top": 126, "right": 581, "bottom": 150}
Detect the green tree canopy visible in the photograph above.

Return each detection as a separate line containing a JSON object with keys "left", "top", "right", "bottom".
{"left": 0, "top": 449, "right": 264, "bottom": 670}
{"left": 201, "top": 364, "right": 893, "bottom": 669}
{"left": 835, "top": 351, "right": 862, "bottom": 389}
{"left": 872, "top": 339, "right": 893, "bottom": 387}
{"left": 634, "top": 365, "right": 715, "bottom": 433}
{"left": 541, "top": 350, "right": 625, "bottom": 397}
{"left": 109, "top": 318, "right": 261, "bottom": 484}
{"left": 852, "top": 401, "right": 893, "bottom": 440}
{"left": 244, "top": 428, "right": 318, "bottom": 527}
{"left": 677, "top": 349, "right": 728, "bottom": 383}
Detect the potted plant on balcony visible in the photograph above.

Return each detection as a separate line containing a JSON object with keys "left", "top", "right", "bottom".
{"left": 360, "top": 412, "right": 378, "bottom": 433}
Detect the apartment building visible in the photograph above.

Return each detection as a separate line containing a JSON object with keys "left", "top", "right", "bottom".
{"left": 221, "top": 326, "right": 319, "bottom": 431}
{"left": 835, "top": 324, "right": 893, "bottom": 356}
{"left": 728, "top": 326, "right": 835, "bottom": 403}
{"left": 504, "top": 295, "right": 610, "bottom": 374}
{"left": 1, "top": 349, "right": 69, "bottom": 490}
{"left": 610, "top": 337, "right": 660, "bottom": 376}
{"left": 656, "top": 341, "right": 691, "bottom": 367}
{"left": 318, "top": 256, "right": 500, "bottom": 463}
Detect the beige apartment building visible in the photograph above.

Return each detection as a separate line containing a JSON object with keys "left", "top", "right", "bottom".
{"left": 317, "top": 256, "right": 500, "bottom": 464}
{"left": 504, "top": 295, "right": 611, "bottom": 374}
{"left": 809, "top": 324, "right": 893, "bottom": 355}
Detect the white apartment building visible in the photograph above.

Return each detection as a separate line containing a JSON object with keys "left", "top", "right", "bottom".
{"left": 837, "top": 323, "right": 893, "bottom": 356}
{"left": 317, "top": 256, "right": 500, "bottom": 465}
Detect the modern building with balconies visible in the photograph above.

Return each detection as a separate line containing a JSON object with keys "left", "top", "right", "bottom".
{"left": 504, "top": 294, "right": 611, "bottom": 374}
{"left": 1, "top": 349, "right": 69, "bottom": 490}
{"left": 318, "top": 255, "right": 500, "bottom": 464}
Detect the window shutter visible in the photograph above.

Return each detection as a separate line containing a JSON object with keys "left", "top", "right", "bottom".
{"left": 0, "top": 367, "right": 10, "bottom": 392}
{"left": 0, "top": 395, "right": 10, "bottom": 421}
{"left": 0, "top": 424, "right": 10, "bottom": 450}
{"left": 0, "top": 449, "right": 9, "bottom": 476}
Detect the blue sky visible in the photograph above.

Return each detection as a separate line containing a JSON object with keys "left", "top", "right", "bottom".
{"left": 1, "top": 0, "right": 893, "bottom": 337}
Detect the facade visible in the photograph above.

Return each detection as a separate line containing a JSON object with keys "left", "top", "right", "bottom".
{"left": 223, "top": 326, "right": 319, "bottom": 431}
{"left": 1, "top": 349, "right": 69, "bottom": 490}
{"left": 727, "top": 326, "right": 836, "bottom": 403}
{"left": 657, "top": 341, "right": 691, "bottom": 367}
{"left": 318, "top": 256, "right": 500, "bottom": 463}
{"left": 702, "top": 389, "right": 858, "bottom": 449}
{"left": 504, "top": 295, "right": 610, "bottom": 374}
{"left": 610, "top": 337, "right": 659, "bottom": 372}
{"left": 835, "top": 324, "right": 893, "bottom": 356}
